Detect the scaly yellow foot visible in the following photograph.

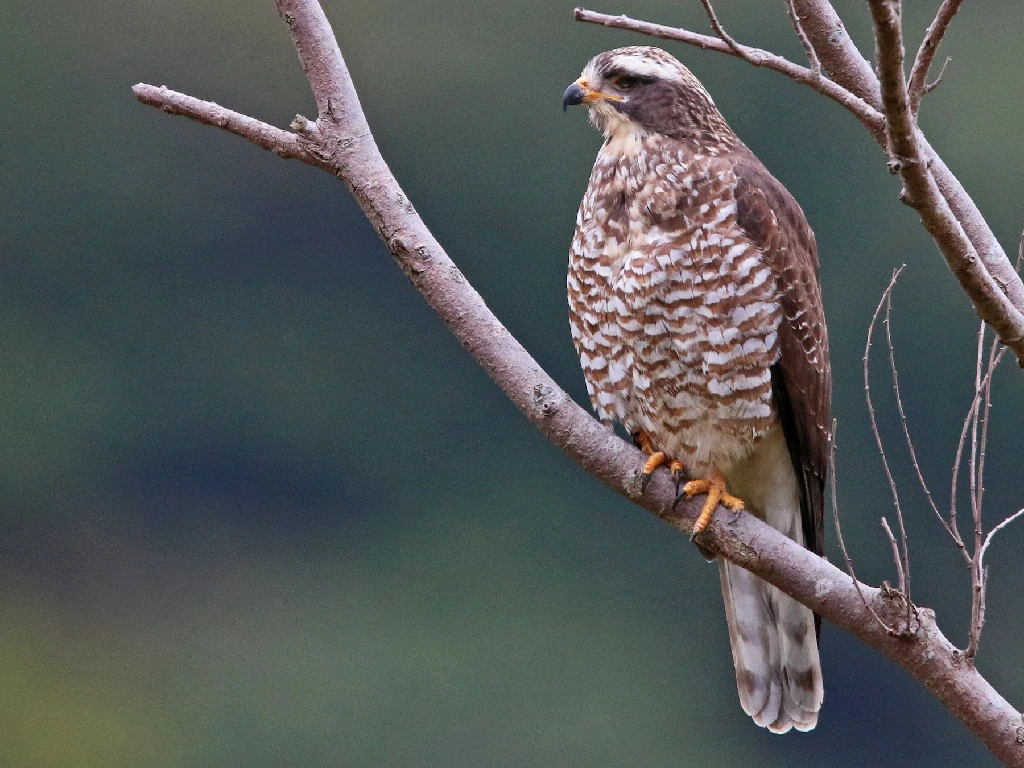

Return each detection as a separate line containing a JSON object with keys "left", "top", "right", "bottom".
{"left": 633, "top": 431, "right": 686, "bottom": 493}
{"left": 683, "top": 471, "right": 744, "bottom": 539}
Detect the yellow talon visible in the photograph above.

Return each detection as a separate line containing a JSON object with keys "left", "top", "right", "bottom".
{"left": 641, "top": 450, "right": 667, "bottom": 476}
{"left": 683, "top": 471, "right": 744, "bottom": 536}
{"left": 640, "top": 450, "right": 666, "bottom": 493}
{"left": 635, "top": 431, "right": 688, "bottom": 494}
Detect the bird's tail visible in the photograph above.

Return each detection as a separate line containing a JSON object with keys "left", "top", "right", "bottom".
{"left": 719, "top": 559, "right": 823, "bottom": 733}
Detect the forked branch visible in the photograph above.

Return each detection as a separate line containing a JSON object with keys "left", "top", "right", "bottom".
{"left": 908, "top": 0, "right": 964, "bottom": 115}
{"left": 864, "top": 270, "right": 1019, "bottom": 658}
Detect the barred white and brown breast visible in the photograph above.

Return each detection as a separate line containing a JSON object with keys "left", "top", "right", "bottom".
{"left": 564, "top": 47, "right": 831, "bottom": 733}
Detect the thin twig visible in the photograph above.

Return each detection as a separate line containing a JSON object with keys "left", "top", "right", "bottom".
{"left": 966, "top": 562, "right": 987, "bottom": 659}
{"left": 923, "top": 56, "right": 953, "bottom": 96}
{"left": 887, "top": 282, "right": 949, "bottom": 540}
{"left": 950, "top": 357, "right": 1003, "bottom": 557}
{"left": 979, "top": 508, "right": 1024, "bottom": 572}
{"left": 864, "top": 270, "right": 912, "bottom": 607}
{"left": 967, "top": 431, "right": 984, "bottom": 659}
{"left": 966, "top": 331, "right": 1005, "bottom": 659}
{"left": 785, "top": 0, "right": 821, "bottom": 73}
{"left": 132, "top": 84, "right": 317, "bottom": 163}
{"left": 975, "top": 336, "right": 1003, "bottom": 521}
{"left": 882, "top": 288, "right": 915, "bottom": 631}
{"left": 968, "top": 322, "right": 984, "bottom": 535}
{"left": 880, "top": 517, "right": 906, "bottom": 595}
{"left": 908, "top": 0, "right": 965, "bottom": 115}
{"left": 828, "top": 419, "right": 892, "bottom": 631}
{"left": 969, "top": 491, "right": 1024, "bottom": 658}
{"left": 698, "top": 0, "right": 744, "bottom": 56}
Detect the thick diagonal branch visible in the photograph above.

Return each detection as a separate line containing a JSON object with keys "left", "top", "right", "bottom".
{"left": 790, "top": 0, "right": 1024, "bottom": 350}
{"left": 133, "top": 0, "right": 1024, "bottom": 762}
{"left": 867, "top": 0, "right": 1024, "bottom": 356}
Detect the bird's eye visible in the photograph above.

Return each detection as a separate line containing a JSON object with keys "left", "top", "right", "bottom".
{"left": 614, "top": 75, "right": 642, "bottom": 90}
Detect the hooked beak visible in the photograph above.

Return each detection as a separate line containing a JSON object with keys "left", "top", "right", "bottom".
{"left": 562, "top": 79, "right": 622, "bottom": 112}
{"left": 562, "top": 81, "right": 586, "bottom": 111}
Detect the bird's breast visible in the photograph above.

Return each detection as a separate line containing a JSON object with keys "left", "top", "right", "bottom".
{"left": 569, "top": 139, "right": 783, "bottom": 470}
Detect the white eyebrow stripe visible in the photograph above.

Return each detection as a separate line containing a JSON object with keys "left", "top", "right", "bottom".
{"left": 609, "top": 57, "right": 679, "bottom": 81}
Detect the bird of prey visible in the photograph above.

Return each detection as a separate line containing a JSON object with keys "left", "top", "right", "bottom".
{"left": 563, "top": 46, "right": 831, "bottom": 733}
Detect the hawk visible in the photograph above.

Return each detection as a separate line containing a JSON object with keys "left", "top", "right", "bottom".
{"left": 563, "top": 47, "right": 830, "bottom": 733}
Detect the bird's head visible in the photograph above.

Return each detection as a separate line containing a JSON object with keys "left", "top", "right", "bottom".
{"left": 563, "top": 46, "right": 729, "bottom": 143}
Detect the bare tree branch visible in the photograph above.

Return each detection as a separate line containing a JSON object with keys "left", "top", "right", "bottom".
{"left": 789, "top": 0, "right": 880, "bottom": 102}
{"left": 974, "top": 334, "right": 1002, "bottom": 519}
{"left": 868, "top": 0, "right": 1024, "bottom": 365}
{"left": 950, "top": 353, "right": 1004, "bottom": 556}
{"left": 572, "top": 8, "right": 884, "bottom": 137}
{"left": 133, "top": 85, "right": 316, "bottom": 162}
{"left": 908, "top": 0, "right": 964, "bottom": 115}
{"left": 790, "top": 0, "right": 1024, "bottom": 348}
{"left": 969, "top": 326, "right": 986, "bottom": 529}
{"left": 133, "top": 0, "right": 1024, "bottom": 762}
{"left": 965, "top": 328, "right": 1006, "bottom": 659}
{"left": 923, "top": 55, "right": 953, "bottom": 97}
{"left": 697, "top": 0, "right": 743, "bottom": 56}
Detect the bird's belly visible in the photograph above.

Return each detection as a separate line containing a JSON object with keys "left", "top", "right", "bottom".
{"left": 608, "top": 288, "right": 779, "bottom": 476}
{"left": 628, "top": 361, "right": 776, "bottom": 477}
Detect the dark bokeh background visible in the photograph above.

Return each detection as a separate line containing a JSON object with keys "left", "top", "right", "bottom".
{"left": 3, "top": 1, "right": 1023, "bottom": 765}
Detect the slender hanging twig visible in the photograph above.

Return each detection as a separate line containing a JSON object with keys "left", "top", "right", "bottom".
{"left": 887, "top": 288, "right": 949, "bottom": 540}
{"left": 882, "top": 289, "right": 916, "bottom": 632}
{"left": 864, "top": 268, "right": 914, "bottom": 617}
{"left": 828, "top": 420, "right": 892, "bottom": 631}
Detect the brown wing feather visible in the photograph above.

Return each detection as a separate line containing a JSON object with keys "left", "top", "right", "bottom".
{"left": 733, "top": 159, "right": 831, "bottom": 561}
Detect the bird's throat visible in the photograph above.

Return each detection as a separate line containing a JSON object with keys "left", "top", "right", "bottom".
{"left": 600, "top": 124, "right": 648, "bottom": 160}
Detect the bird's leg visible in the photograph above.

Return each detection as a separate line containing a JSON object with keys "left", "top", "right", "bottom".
{"left": 682, "top": 470, "right": 744, "bottom": 540}
{"left": 633, "top": 431, "right": 686, "bottom": 493}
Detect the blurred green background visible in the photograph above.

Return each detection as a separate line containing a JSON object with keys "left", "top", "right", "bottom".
{"left": 2, "top": 0, "right": 1023, "bottom": 765}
